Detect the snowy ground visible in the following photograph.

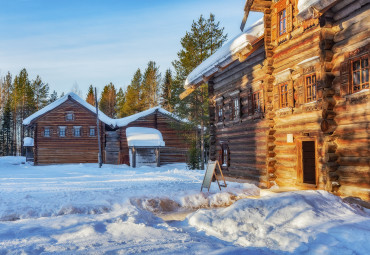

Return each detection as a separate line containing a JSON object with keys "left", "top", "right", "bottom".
{"left": 0, "top": 157, "right": 369, "bottom": 254}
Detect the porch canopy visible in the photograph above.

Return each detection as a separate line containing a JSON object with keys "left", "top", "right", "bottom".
{"left": 126, "top": 127, "right": 165, "bottom": 168}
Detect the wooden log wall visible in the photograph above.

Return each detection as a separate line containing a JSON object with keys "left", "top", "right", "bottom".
{"left": 33, "top": 98, "right": 104, "bottom": 165}
{"left": 328, "top": 0, "right": 370, "bottom": 200}
{"left": 210, "top": 44, "right": 270, "bottom": 188}
{"left": 119, "top": 111, "right": 192, "bottom": 165}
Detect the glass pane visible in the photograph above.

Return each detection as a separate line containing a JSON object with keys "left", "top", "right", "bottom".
{"left": 362, "top": 58, "right": 368, "bottom": 68}
{"left": 363, "top": 69, "right": 369, "bottom": 83}
{"left": 306, "top": 76, "right": 311, "bottom": 85}
{"left": 354, "top": 71, "right": 360, "bottom": 85}
{"left": 353, "top": 60, "right": 360, "bottom": 70}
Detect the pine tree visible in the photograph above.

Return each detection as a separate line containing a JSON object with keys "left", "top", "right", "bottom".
{"left": 172, "top": 14, "right": 227, "bottom": 169}
{"left": 160, "top": 69, "right": 174, "bottom": 112}
{"left": 116, "top": 87, "right": 126, "bottom": 118}
{"left": 60, "top": 92, "right": 65, "bottom": 98}
{"left": 49, "top": 90, "right": 58, "bottom": 103}
{"left": 86, "top": 85, "right": 95, "bottom": 106}
{"left": 32, "top": 75, "right": 49, "bottom": 111}
{"left": 141, "top": 61, "right": 161, "bottom": 109}
{"left": 99, "top": 82, "right": 117, "bottom": 118}
{"left": 121, "top": 69, "right": 142, "bottom": 116}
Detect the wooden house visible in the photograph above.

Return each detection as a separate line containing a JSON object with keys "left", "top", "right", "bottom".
{"left": 23, "top": 92, "right": 191, "bottom": 166}
{"left": 182, "top": 0, "right": 369, "bottom": 200}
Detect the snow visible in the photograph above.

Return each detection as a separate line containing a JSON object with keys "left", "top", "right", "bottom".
{"left": 1, "top": 156, "right": 370, "bottom": 254}
{"left": 22, "top": 92, "right": 115, "bottom": 126}
{"left": 185, "top": 18, "right": 264, "bottom": 88}
{"left": 297, "top": 0, "right": 337, "bottom": 20}
{"left": 126, "top": 127, "right": 165, "bottom": 147}
{"left": 23, "top": 93, "right": 187, "bottom": 128}
{"left": 23, "top": 137, "right": 34, "bottom": 147}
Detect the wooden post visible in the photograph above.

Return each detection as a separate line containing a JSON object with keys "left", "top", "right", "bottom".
{"left": 95, "top": 88, "right": 102, "bottom": 168}
{"left": 155, "top": 147, "right": 160, "bottom": 167}
{"left": 132, "top": 147, "right": 136, "bottom": 168}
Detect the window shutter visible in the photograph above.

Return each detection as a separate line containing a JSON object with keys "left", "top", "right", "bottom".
{"left": 248, "top": 89, "right": 253, "bottom": 115}
{"left": 260, "top": 90, "right": 265, "bottom": 113}
{"left": 271, "top": 9, "right": 277, "bottom": 42}
{"left": 218, "top": 149, "right": 222, "bottom": 163}
{"left": 340, "top": 61, "right": 350, "bottom": 95}
{"left": 41, "top": 127, "right": 44, "bottom": 137}
{"left": 286, "top": 4, "right": 293, "bottom": 33}
{"left": 273, "top": 85, "right": 279, "bottom": 109}
{"left": 57, "top": 127, "right": 60, "bottom": 137}
{"left": 288, "top": 81, "right": 294, "bottom": 107}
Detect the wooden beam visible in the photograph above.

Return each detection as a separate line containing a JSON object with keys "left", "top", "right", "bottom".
{"left": 240, "top": 0, "right": 254, "bottom": 31}
{"left": 179, "top": 87, "right": 196, "bottom": 100}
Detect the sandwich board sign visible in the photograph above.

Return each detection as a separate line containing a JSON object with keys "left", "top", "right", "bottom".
{"left": 201, "top": 160, "right": 227, "bottom": 192}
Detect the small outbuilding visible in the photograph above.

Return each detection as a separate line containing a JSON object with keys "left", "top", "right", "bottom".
{"left": 126, "top": 127, "right": 165, "bottom": 167}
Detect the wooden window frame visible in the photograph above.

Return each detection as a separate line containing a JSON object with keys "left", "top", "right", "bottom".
{"left": 44, "top": 127, "right": 51, "bottom": 137}
{"left": 73, "top": 126, "right": 81, "bottom": 137}
{"left": 296, "top": 137, "right": 318, "bottom": 188}
{"left": 66, "top": 112, "right": 74, "bottom": 121}
{"left": 350, "top": 54, "right": 369, "bottom": 93}
{"left": 216, "top": 104, "right": 223, "bottom": 123}
{"left": 231, "top": 97, "right": 240, "bottom": 121}
{"left": 219, "top": 143, "right": 230, "bottom": 170}
{"left": 89, "top": 127, "right": 96, "bottom": 137}
{"left": 305, "top": 73, "right": 317, "bottom": 103}
{"left": 279, "top": 83, "right": 288, "bottom": 108}
{"left": 253, "top": 91, "right": 262, "bottom": 113}
{"left": 278, "top": 9, "right": 287, "bottom": 36}
{"left": 59, "top": 126, "right": 66, "bottom": 137}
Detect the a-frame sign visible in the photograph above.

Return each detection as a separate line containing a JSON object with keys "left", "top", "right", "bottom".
{"left": 201, "top": 160, "right": 227, "bottom": 192}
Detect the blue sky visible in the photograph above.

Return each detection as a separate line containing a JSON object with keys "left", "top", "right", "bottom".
{"left": 0, "top": 0, "right": 262, "bottom": 96}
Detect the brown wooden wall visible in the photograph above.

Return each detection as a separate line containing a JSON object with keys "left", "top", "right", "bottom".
{"left": 33, "top": 98, "right": 104, "bottom": 165}
{"left": 329, "top": 1, "right": 370, "bottom": 200}
{"left": 119, "top": 111, "right": 192, "bottom": 165}
{"left": 209, "top": 44, "right": 270, "bottom": 188}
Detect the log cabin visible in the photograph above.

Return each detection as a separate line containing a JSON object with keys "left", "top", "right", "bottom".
{"left": 182, "top": 0, "right": 370, "bottom": 200}
{"left": 23, "top": 92, "right": 192, "bottom": 166}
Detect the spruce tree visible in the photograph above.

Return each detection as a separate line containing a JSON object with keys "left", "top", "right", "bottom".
{"left": 160, "top": 69, "right": 174, "bottom": 112}
{"left": 116, "top": 87, "right": 126, "bottom": 118}
{"left": 172, "top": 13, "right": 227, "bottom": 169}
{"left": 141, "top": 61, "right": 161, "bottom": 109}
{"left": 86, "top": 85, "right": 95, "bottom": 106}
{"left": 32, "top": 75, "right": 49, "bottom": 111}
{"left": 49, "top": 90, "right": 58, "bottom": 103}
{"left": 99, "top": 82, "right": 117, "bottom": 118}
{"left": 121, "top": 69, "right": 142, "bottom": 116}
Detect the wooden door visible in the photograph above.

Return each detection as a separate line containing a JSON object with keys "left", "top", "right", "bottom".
{"left": 105, "top": 131, "right": 120, "bottom": 164}
{"left": 302, "top": 141, "right": 316, "bottom": 184}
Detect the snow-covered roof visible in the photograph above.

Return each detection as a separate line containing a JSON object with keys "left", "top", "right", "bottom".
{"left": 126, "top": 127, "right": 165, "bottom": 147}
{"left": 23, "top": 137, "right": 34, "bottom": 147}
{"left": 115, "top": 106, "right": 188, "bottom": 127}
{"left": 23, "top": 92, "right": 186, "bottom": 128}
{"left": 297, "top": 0, "right": 337, "bottom": 20}
{"left": 184, "top": 18, "right": 264, "bottom": 89}
{"left": 23, "top": 92, "right": 114, "bottom": 126}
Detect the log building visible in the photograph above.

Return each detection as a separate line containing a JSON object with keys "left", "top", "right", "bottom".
{"left": 183, "top": 0, "right": 370, "bottom": 200}
{"left": 23, "top": 92, "right": 191, "bottom": 166}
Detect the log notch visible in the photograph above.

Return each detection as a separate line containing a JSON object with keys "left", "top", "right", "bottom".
{"left": 328, "top": 0, "right": 370, "bottom": 200}
{"left": 263, "top": 3, "right": 277, "bottom": 188}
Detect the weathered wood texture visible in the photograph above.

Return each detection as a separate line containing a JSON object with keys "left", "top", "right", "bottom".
{"left": 330, "top": 2, "right": 370, "bottom": 200}
{"left": 33, "top": 98, "right": 104, "bottom": 165}
{"left": 119, "top": 111, "right": 192, "bottom": 165}
{"left": 207, "top": 0, "right": 370, "bottom": 200}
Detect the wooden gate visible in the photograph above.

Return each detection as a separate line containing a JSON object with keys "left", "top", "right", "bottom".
{"left": 105, "top": 131, "right": 120, "bottom": 164}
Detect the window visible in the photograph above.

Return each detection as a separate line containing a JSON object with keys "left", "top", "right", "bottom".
{"left": 66, "top": 112, "right": 74, "bottom": 121}
{"left": 89, "top": 128, "right": 95, "bottom": 136}
{"left": 217, "top": 104, "right": 223, "bottom": 123}
{"left": 305, "top": 74, "right": 317, "bottom": 102}
{"left": 73, "top": 126, "right": 81, "bottom": 137}
{"left": 44, "top": 128, "right": 50, "bottom": 137}
{"left": 231, "top": 98, "right": 240, "bottom": 120}
{"left": 59, "top": 126, "right": 66, "bottom": 137}
{"left": 279, "top": 84, "right": 288, "bottom": 108}
{"left": 253, "top": 91, "right": 262, "bottom": 113}
{"left": 279, "top": 9, "right": 286, "bottom": 36}
{"left": 352, "top": 56, "right": 369, "bottom": 92}
{"left": 219, "top": 143, "right": 229, "bottom": 169}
